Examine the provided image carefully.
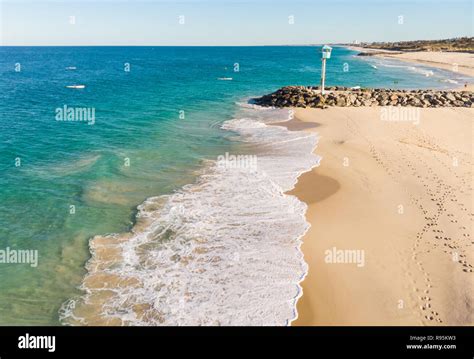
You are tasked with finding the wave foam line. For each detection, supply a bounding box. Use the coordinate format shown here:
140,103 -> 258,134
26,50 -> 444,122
59,105 -> 320,326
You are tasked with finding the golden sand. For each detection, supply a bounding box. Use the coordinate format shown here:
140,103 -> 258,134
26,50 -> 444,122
278,106 -> 473,325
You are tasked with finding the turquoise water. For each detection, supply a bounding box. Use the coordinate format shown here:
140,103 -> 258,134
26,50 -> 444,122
0,46 -> 469,325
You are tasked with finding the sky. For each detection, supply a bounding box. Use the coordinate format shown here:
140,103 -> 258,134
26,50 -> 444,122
1,0 -> 473,46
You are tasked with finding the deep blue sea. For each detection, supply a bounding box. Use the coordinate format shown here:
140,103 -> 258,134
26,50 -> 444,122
0,46 -> 470,325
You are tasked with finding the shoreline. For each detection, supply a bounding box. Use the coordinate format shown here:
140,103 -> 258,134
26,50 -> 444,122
280,106 -> 473,326
61,107 -> 320,326
347,46 -> 474,90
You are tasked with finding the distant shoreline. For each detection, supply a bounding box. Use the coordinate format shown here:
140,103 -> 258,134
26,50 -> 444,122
347,46 -> 474,89
346,37 -> 474,53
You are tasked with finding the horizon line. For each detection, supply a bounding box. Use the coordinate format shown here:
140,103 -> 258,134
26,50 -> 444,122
0,44 -> 345,47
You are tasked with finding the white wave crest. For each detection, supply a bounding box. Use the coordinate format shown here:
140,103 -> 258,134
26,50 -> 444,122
60,106 -> 320,326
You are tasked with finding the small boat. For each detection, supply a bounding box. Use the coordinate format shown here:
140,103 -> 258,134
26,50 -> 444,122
217,77 -> 233,81
66,66 -> 77,70
66,85 -> 85,89
371,65 -> 378,69
351,86 -> 361,90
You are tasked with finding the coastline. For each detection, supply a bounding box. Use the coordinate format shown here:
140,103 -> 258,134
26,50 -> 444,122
3,44 -> 472,325
62,49 -> 474,326
60,106 -> 320,326
348,46 -> 474,89
282,106 -> 473,326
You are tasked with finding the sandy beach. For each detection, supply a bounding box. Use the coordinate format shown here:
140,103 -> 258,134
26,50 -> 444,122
376,51 -> 474,78
349,46 -> 474,89
281,105 -> 473,326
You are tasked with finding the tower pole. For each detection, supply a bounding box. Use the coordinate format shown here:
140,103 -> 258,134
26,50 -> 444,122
321,57 -> 327,95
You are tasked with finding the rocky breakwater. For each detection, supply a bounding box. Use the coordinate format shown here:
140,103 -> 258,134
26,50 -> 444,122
253,86 -> 474,109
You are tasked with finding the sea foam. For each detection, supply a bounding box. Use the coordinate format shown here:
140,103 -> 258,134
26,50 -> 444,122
60,105 -> 320,326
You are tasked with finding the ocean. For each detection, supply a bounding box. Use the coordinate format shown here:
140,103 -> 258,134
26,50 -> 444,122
0,46 -> 470,325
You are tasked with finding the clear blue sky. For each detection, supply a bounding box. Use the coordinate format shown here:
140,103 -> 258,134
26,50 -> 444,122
1,0 -> 472,46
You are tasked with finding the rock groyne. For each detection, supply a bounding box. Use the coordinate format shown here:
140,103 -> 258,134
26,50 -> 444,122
253,86 -> 474,108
